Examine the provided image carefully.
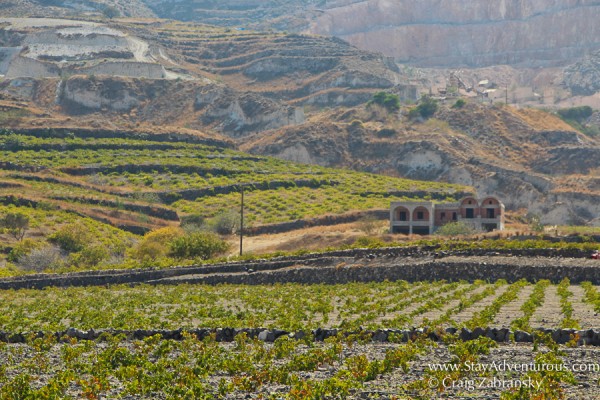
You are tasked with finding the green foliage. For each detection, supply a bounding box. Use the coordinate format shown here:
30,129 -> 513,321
557,106 -> 593,122
409,95 -> 439,120
368,91 -> 400,113
7,239 -> 40,263
556,106 -> 598,137
168,232 -> 230,260
452,98 -> 466,109
132,227 -> 183,261
435,221 -> 477,236
48,222 -> 92,253
1,212 -> 29,241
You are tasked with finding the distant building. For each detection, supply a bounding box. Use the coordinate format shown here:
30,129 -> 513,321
390,196 -> 505,235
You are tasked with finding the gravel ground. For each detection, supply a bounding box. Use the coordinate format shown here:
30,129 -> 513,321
2,340 -> 599,399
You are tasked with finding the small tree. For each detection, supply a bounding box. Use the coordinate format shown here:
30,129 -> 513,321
102,6 -> 120,19
1,212 -> 29,241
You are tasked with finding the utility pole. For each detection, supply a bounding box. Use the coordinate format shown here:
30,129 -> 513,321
505,85 -> 508,105
239,185 -> 244,256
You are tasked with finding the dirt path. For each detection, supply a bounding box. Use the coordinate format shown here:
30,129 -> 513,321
449,284 -> 509,324
530,285 -> 563,328
570,285 -> 600,329
492,284 -> 535,328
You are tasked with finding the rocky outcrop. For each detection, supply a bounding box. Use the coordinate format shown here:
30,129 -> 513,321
196,85 -> 305,137
564,50 -> 600,96
308,0 -> 600,67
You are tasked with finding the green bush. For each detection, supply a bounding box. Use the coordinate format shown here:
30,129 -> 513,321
557,106 -> 593,123
73,245 -> 110,268
435,221 -> 478,236
7,239 -> 41,263
169,232 -> 230,260
416,96 -> 438,118
368,92 -> 400,113
132,227 -> 183,261
452,98 -> 466,109
48,222 -> 93,253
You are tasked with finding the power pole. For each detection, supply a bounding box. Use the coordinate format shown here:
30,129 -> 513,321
239,185 -> 244,256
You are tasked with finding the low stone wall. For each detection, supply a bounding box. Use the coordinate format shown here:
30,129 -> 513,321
0,326 -> 597,346
167,258 -> 600,287
0,246 -> 596,290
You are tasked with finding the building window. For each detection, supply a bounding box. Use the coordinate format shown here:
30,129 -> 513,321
466,208 -> 474,218
452,212 -> 457,221
486,208 -> 495,218
399,211 -> 407,221
417,211 -> 424,220
489,200 -> 493,205
441,212 -> 446,220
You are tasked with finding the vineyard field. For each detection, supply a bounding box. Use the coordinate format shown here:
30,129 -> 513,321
1,279 -> 600,398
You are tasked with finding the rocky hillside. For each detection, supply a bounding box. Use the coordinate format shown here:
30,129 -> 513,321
0,16 -> 598,226
0,19 -> 403,138
307,0 -> 600,67
6,1 -> 600,69
242,102 -> 600,226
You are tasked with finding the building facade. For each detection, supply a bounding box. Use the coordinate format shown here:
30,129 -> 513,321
390,196 -> 505,235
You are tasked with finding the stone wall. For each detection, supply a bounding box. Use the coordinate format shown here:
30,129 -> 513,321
0,247 -> 596,290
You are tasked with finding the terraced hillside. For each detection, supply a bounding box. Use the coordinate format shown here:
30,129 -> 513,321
0,128 -> 466,274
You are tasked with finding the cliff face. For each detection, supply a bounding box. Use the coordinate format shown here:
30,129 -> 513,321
308,0 -> 600,67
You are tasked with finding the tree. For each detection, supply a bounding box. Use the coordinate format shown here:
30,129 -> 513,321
1,212 -> 29,241
103,6 -> 120,19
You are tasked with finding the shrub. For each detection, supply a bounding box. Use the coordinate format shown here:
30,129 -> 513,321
133,226 -> 184,261
435,221 -> 478,236
415,96 -> 438,119
17,245 -> 64,272
557,106 -> 593,123
376,128 -> 397,137
368,92 -> 400,113
211,210 -> 240,235
352,236 -> 387,249
73,245 -> 110,268
7,239 -> 40,263
48,222 -> 92,253
1,212 -> 29,241
168,232 -> 230,260
180,214 -> 206,232
452,98 -> 466,109
102,6 -> 120,19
